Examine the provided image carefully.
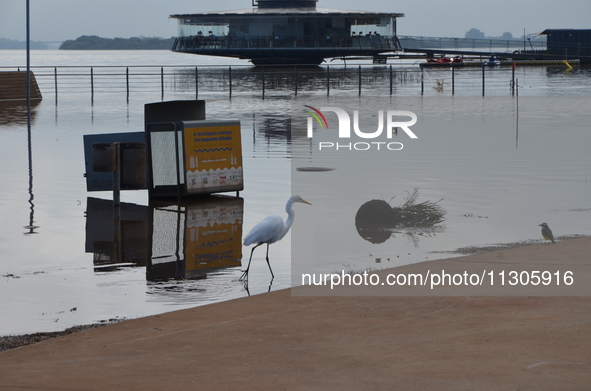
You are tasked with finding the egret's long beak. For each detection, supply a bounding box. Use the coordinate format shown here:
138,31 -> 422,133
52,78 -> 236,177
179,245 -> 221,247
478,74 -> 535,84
301,199 -> 312,206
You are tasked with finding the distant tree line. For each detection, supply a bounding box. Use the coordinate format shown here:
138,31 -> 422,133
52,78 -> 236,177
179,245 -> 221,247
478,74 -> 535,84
0,38 -> 48,49
59,35 -> 176,50
464,28 -> 544,41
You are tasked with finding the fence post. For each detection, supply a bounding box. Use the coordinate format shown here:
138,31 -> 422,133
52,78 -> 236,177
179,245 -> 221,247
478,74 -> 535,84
113,143 -> 121,206
389,65 -> 393,95
54,67 -> 58,104
90,67 -> 94,103
452,65 -> 455,95
358,65 -> 361,96
195,67 -> 199,100
511,63 -> 515,96
126,67 -> 129,102
421,68 -> 424,96
482,63 -> 485,96
229,66 -> 232,100
326,65 -> 330,96
161,67 -> 164,100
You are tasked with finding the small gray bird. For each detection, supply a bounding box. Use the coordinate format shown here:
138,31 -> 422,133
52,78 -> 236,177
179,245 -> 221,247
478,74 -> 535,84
538,222 -> 555,243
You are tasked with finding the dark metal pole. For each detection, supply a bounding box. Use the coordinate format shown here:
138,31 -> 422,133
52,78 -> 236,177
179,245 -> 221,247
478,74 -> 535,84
358,65 -> 361,96
229,66 -> 232,100
90,67 -> 94,104
172,123 -> 182,202
54,67 -> 58,104
113,143 -> 121,206
420,68 -> 424,96
452,65 -> 455,95
25,0 -> 37,235
126,67 -> 129,102
511,63 -> 515,96
389,65 -> 393,95
326,65 -> 330,96
195,67 -> 199,100
482,64 -> 485,96
161,66 -> 164,100
515,78 -> 519,147
26,0 -> 30,123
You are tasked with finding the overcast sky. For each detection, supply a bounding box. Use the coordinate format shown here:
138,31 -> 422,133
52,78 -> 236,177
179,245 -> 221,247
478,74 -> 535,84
1,0 -> 589,42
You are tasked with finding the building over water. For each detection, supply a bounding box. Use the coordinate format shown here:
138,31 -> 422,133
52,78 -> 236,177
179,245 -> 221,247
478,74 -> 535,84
170,0 -> 404,66
539,29 -> 591,61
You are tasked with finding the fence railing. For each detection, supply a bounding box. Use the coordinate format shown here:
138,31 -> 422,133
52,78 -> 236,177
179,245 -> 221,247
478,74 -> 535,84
173,35 -> 398,51
398,35 -> 547,52
0,63 -> 559,101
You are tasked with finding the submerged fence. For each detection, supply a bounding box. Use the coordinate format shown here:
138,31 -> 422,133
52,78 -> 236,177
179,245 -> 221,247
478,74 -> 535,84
0,63 -> 569,101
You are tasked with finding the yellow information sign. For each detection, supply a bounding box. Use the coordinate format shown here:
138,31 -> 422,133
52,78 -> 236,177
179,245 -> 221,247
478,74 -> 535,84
183,120 -> 243,195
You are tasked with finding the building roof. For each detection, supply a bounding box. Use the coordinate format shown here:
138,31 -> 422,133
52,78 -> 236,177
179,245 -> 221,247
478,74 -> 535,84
538,29 -> 591,35
170,7 -> 404,19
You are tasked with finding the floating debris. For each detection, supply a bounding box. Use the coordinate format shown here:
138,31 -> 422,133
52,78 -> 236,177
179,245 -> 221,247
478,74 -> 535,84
355,188 -> 446,244
296,167 -> 336,172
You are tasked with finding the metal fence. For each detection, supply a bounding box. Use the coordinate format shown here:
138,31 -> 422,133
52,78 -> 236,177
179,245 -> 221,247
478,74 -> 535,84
1,63 -> 550,101
398,35 -> 547,52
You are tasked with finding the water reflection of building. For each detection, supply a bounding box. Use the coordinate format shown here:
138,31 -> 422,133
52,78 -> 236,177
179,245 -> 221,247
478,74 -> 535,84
170,0 -> 404,65
0,100 -> 41,126
85,196 -> 243,280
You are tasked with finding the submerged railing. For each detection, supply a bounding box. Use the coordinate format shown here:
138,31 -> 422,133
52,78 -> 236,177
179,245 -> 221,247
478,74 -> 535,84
398,35 -> 547,52
0,62 -> 574,102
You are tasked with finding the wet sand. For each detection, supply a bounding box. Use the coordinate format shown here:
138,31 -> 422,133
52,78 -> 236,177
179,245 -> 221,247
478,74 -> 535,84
0,237 -> 590,390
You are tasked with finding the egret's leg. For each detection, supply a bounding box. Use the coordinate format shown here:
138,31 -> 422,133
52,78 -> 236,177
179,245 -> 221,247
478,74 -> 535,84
240,243 -> 261,280
265,243 -> 274,278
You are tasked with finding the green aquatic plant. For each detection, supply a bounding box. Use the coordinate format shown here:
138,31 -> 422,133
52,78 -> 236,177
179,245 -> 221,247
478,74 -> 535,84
391,187 -> 446,228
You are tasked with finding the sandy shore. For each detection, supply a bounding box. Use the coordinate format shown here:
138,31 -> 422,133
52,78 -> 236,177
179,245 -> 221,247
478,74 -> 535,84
0,237 -> 590,390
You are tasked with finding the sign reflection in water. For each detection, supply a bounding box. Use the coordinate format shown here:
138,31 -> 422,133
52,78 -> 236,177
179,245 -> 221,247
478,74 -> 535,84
85,196 -> 243,281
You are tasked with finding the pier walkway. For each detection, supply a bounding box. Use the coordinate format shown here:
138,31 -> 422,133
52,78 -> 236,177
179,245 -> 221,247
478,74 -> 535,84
400,47 -> 591,63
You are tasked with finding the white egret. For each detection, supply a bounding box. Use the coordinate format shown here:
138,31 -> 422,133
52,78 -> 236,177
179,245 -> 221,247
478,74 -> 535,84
539,222 -> 555,243
240,195 -> 312,279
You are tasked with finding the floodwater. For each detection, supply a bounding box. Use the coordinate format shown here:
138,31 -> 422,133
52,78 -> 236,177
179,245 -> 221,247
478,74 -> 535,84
290,95 -> 591,287
1,50 -> 590,335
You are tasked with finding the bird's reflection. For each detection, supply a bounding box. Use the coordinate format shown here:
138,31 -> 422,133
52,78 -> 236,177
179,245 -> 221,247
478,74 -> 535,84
240,276 -> 274,297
